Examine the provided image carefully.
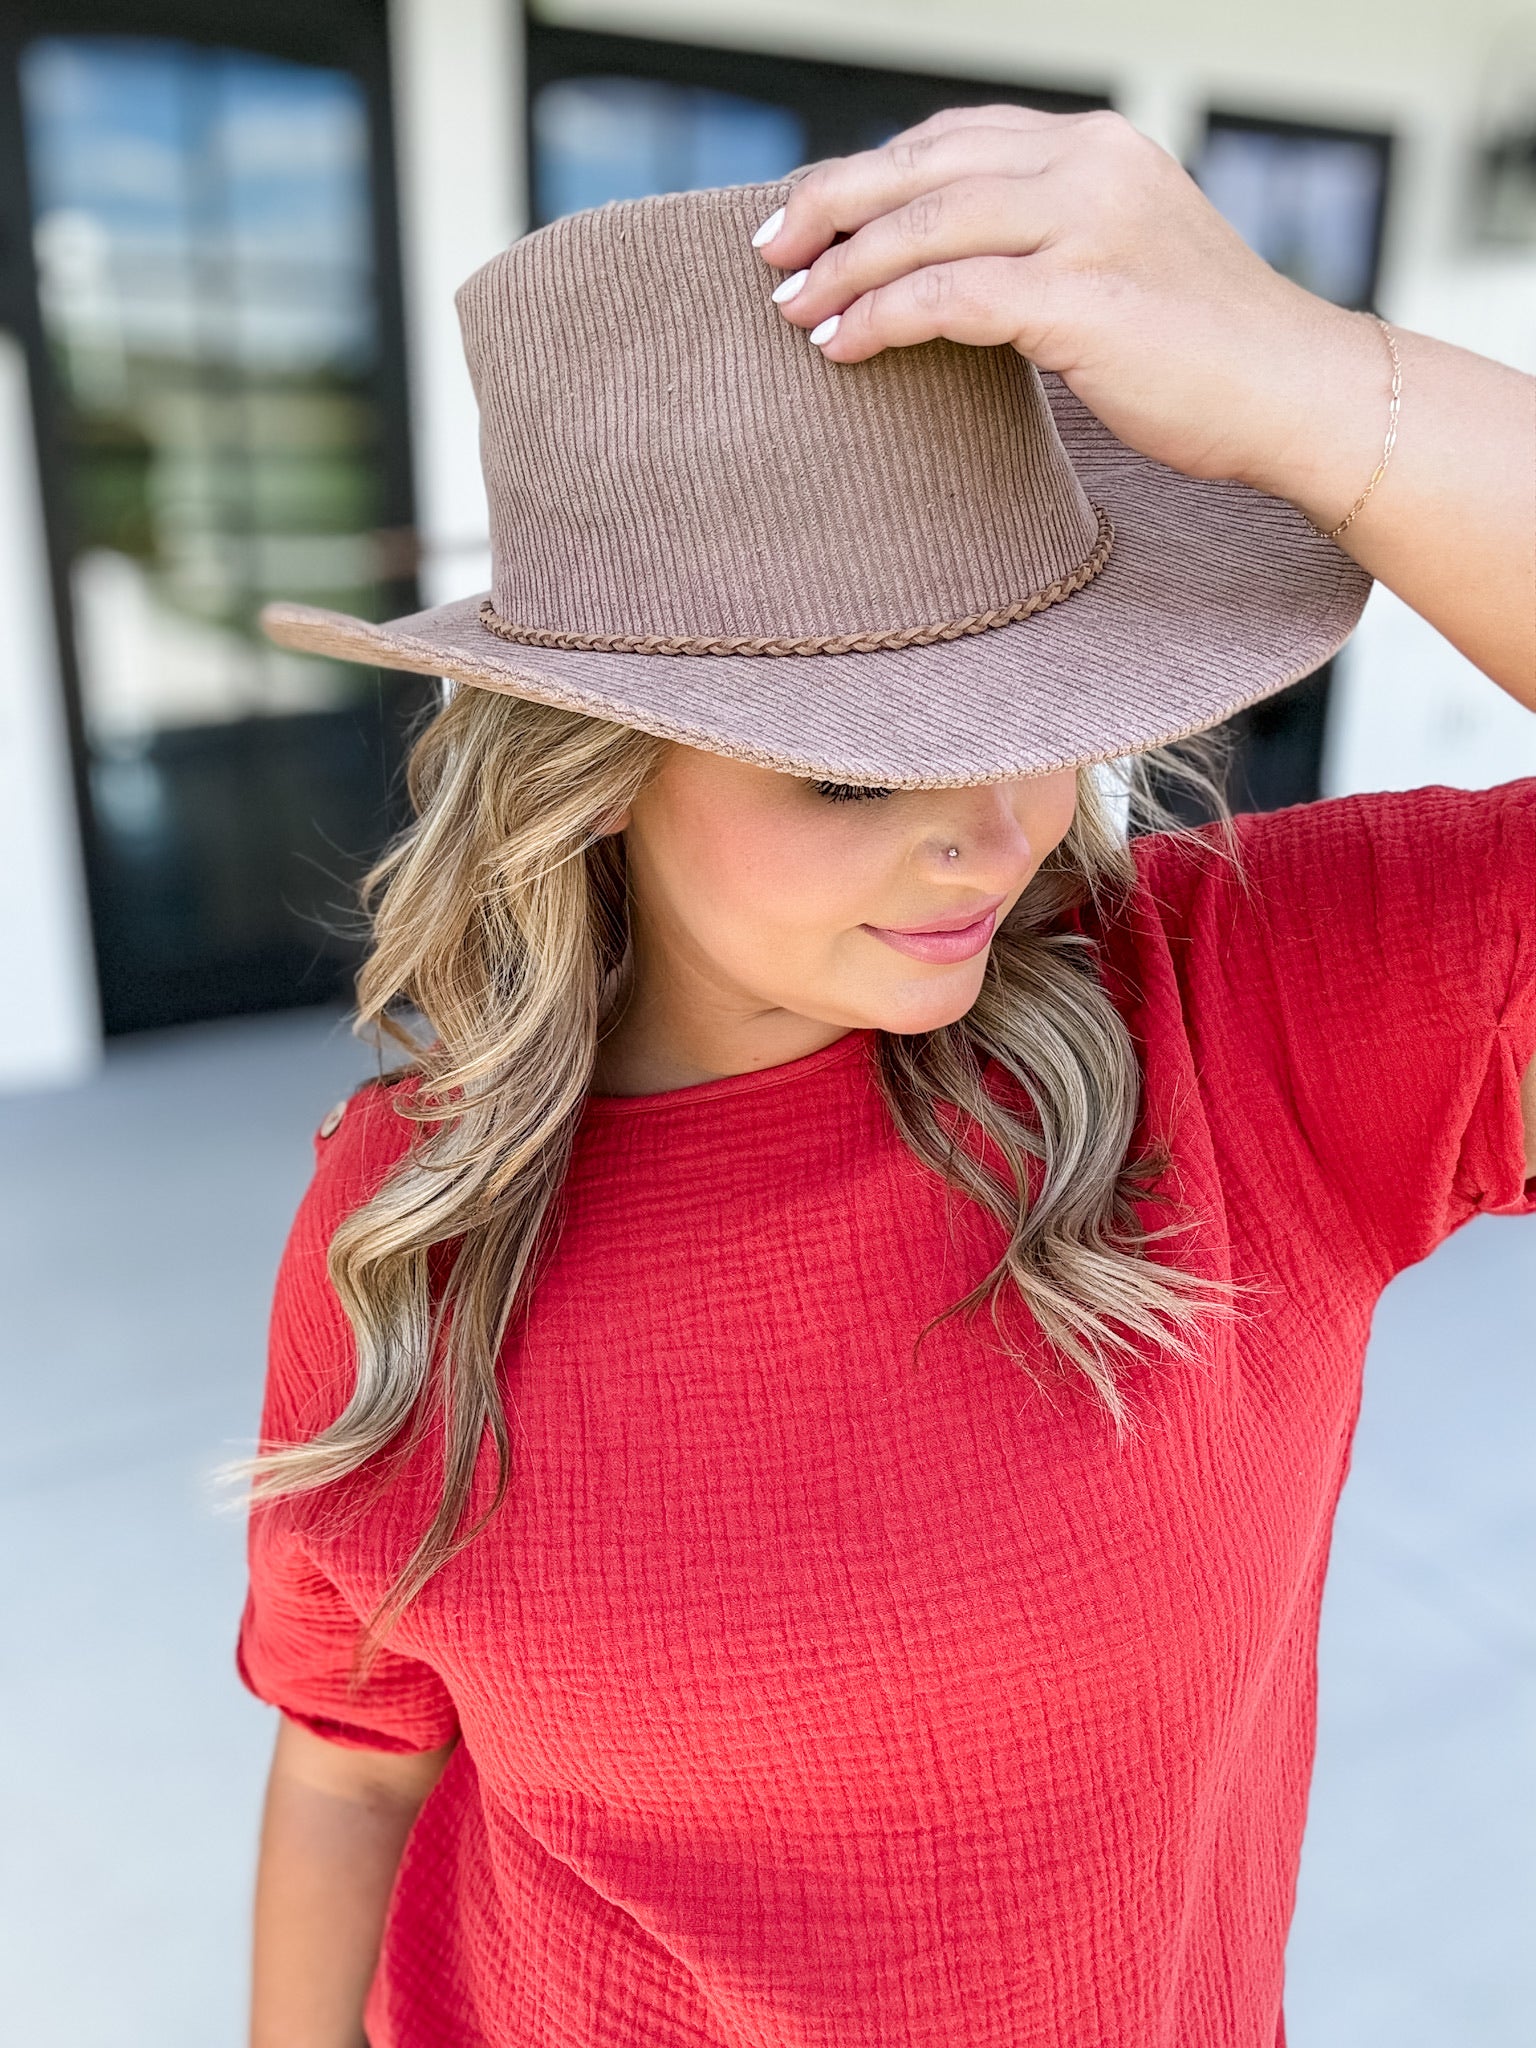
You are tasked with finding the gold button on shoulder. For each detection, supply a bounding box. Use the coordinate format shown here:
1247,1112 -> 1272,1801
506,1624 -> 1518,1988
317,1098 -> 348,1140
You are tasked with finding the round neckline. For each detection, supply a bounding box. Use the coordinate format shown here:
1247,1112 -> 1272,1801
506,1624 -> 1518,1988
582,1026 -> 876,1119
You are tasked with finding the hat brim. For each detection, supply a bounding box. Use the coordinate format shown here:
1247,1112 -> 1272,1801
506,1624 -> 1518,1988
260,377 -> 1370,789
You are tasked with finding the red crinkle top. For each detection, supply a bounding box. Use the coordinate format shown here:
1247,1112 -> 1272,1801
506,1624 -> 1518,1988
238,783 -> 1536,2048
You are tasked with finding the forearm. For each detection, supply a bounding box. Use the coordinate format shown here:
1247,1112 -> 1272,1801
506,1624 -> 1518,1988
1245,300 -> 1536,707
251,1719 -> 454,2048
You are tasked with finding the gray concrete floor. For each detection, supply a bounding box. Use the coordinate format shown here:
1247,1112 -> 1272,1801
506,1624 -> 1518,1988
1,1006 -> 1531,2046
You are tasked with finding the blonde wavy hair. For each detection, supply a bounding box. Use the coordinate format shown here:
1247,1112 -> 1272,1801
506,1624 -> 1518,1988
232,686 -> 1231,1659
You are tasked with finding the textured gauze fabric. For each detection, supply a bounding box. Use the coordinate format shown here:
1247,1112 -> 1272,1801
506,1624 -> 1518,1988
238,781 -> 1536,2048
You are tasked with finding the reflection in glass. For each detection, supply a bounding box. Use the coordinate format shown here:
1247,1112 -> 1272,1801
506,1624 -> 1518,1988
1193,124 -> 1387,310
20,34 -> 384,748
533,77 -> 806,222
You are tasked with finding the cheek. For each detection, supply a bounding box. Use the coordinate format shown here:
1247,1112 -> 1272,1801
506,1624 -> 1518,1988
1027,771 -> 1080,859
669,798 -> 874,946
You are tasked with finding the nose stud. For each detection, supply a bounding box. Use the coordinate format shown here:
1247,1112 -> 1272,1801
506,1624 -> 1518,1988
946,846 -> 959,860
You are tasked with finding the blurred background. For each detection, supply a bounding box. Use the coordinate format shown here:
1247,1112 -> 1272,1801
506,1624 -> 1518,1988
0,2 -> 1532,2042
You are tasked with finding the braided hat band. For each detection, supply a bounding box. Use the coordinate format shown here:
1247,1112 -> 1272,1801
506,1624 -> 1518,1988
477,509 -> 1114,659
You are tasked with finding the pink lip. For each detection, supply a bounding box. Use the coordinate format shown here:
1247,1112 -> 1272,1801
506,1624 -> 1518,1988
861,898 -> 1004,964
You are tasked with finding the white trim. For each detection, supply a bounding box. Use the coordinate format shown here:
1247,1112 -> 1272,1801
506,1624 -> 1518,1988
389,0 -> 527,608
0,330 -> 101,1091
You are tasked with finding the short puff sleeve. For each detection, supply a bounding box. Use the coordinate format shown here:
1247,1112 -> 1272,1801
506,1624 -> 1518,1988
236,1083 -> 461,1754
1141,778 -> 1536,1280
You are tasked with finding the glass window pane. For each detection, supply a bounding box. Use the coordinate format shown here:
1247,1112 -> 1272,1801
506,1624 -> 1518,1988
20,32 -> 385,745
1194,126 -> 1385,309
533,77 -> 806,220
213,48 -> 373,275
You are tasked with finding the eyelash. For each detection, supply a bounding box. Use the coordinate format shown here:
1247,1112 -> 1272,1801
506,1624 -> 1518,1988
812,781 -> 897,804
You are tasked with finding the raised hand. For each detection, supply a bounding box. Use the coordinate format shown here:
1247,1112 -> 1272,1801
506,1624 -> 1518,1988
752,104 -> 1380,514
751,103 -> 1536,701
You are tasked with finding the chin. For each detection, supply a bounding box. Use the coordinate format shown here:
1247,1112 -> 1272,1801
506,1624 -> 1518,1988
864,968 -> 989,1037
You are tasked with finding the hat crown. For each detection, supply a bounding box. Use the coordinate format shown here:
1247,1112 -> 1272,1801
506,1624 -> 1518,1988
455,180 -> 1104,645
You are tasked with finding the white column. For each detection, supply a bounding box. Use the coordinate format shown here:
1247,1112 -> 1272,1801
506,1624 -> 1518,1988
0,329 -> 101,1090
1113,66 -> 1203,165
388,0 -> 527,608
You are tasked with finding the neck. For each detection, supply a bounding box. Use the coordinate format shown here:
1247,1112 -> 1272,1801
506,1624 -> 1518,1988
590,950 -> 851,1100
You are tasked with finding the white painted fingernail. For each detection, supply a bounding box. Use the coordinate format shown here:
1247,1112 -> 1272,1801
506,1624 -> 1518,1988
771,268 -> 809,304
751,206 -> 785,248
809,314 -> 841,347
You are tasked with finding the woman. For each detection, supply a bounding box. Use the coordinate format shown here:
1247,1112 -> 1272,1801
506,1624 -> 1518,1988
235,107 -> 1535,2047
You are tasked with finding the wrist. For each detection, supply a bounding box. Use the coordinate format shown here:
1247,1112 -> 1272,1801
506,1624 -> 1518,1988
1233,295 -> 1395,531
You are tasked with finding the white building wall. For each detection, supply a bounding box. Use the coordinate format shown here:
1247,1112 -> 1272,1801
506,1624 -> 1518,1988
0,331 -> 100,1089
534,0 -> 1521,145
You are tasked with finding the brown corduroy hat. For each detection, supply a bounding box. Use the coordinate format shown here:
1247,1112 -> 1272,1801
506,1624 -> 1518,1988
261,177 -> 1371,788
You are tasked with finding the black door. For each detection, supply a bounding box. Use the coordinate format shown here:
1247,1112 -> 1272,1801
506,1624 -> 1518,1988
0,0 -> 429,1033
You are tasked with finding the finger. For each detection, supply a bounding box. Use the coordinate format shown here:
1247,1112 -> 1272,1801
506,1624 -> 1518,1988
754,120 -> 1064,269
762,124 -> 1055,267
771,172 -> 1059,332
811,255 -> 1040,363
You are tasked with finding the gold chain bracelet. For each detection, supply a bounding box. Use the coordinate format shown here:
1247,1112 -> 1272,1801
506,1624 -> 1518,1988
1320,313 -> 1402,542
